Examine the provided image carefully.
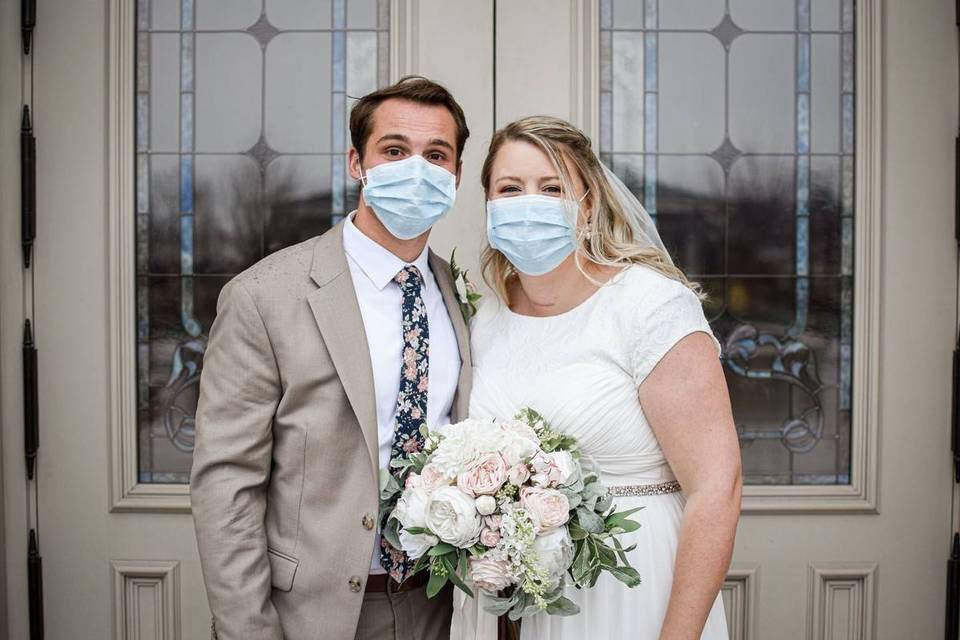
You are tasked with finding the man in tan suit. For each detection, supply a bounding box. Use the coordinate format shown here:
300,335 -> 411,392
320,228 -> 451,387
191,77 -> 472,640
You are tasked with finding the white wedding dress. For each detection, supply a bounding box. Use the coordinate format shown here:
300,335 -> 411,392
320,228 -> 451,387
451,264 -> 729,640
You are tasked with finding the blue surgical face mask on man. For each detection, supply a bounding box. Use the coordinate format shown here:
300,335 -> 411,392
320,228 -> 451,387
360,155 -> 458,240
486,191 -> 588,276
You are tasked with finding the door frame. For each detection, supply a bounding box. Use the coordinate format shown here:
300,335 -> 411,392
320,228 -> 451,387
106,0 -> 424,513
554,0 -> 882,514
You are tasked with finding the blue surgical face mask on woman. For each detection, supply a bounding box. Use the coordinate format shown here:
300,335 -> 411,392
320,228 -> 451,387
486,191 -> 589,276
360,154 -> 458,240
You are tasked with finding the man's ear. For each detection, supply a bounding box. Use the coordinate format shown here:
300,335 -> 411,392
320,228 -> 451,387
454,160 -> 463,189
348,147 -> 363,182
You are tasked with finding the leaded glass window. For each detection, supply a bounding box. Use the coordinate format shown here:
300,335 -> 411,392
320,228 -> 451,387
599,0 -> 855,485
135,0 -> 391,483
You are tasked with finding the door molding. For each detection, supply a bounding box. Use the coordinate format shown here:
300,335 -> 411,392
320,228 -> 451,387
572,0 -> 883,514
806,562 -> 877,640
106,0 -> 417,512
111,559 -> 182,640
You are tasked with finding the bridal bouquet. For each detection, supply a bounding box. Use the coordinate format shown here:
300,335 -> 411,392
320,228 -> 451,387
379,408 -> 642,620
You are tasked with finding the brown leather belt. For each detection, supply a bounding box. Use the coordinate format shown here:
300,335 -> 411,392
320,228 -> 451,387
365,571 -> 430,593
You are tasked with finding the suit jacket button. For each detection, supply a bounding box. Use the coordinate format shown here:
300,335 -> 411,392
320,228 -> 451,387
349,576 -> 363,593
362,514 -> 375,530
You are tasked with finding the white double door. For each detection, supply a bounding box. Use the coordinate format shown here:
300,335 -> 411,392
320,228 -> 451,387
1,1 -> 957,638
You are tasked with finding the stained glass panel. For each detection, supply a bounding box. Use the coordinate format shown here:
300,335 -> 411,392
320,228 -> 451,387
599,0 -> 855,485
135,0 -> 391,483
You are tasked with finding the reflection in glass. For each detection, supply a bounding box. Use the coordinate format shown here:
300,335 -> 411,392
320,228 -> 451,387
600,0 -> 855,485
135,0 -> 391,483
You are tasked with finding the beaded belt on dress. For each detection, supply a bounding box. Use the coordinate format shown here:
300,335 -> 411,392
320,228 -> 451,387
607,480 -> 682,497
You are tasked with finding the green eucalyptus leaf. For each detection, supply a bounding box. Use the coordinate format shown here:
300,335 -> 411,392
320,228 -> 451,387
606,564 -> 642,588
605,506 -> 645,529
568,520 -> 588,541
381,519 -> 402,550
444,561 -> 474,597
428,543 -> 456,557
563,492 -> 583,510
426,572 -> 449,598
577,506 -> 605,534
609,519 -> 641,534
546,595 -> 581,616
483,595 -> 517,617
594,494 -> 613,514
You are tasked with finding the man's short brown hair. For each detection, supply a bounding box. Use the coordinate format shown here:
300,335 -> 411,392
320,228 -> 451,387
349,75 -> 470,162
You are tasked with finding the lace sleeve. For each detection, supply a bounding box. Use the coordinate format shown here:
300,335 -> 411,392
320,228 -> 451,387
630,283 -> 721,386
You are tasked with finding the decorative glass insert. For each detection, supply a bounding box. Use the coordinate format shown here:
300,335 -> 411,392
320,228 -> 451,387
599,0 -> 855,485
135,0 -> 391,483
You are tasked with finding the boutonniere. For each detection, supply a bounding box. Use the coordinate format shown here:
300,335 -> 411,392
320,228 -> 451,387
450,249 -> 481,323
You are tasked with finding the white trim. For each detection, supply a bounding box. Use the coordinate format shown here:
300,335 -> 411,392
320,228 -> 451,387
723,564 -> 760,640
111,560 -> 181,640
806,562 -> 878,639
569,0 -> 599,140
107,0 -> 421,512
573,0 -> 883,514
390,0 -> 419,80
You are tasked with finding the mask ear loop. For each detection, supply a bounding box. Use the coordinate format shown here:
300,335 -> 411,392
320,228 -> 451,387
355,154 -> 369,188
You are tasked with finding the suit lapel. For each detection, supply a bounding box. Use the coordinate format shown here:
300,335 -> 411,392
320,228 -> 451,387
306,222 -> 379,480
429,250 -> 472,423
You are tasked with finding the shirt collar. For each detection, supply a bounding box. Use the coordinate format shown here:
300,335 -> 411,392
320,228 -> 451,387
342,211 -> 432,291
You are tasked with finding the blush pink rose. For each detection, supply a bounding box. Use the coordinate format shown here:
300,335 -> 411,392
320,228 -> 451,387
507,463 -> 531,486
420,463 -> 451,491
520,486 -> 570,532
456,452 -> 508,496
530,452 -> 562,487
484,515 -> 502,531
469,556 -> 512,592
479,528 -> 501,548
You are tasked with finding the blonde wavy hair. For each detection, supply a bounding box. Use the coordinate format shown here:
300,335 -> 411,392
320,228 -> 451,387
480,115 -> 705,304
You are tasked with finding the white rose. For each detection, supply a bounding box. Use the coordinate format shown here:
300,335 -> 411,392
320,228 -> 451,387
499,423 -> 541,466
398,528 -> 439,559
475,495 -> 497,516
393,487 -> 437,559
425,486 -> 483,547
520,486 -> 570,532
454,272 -> 468,300
469,556 -> 513,592
547,451 -> 581,487
393,487 -> 430,529
532,527 -> 575,589
430,419 -> 501,476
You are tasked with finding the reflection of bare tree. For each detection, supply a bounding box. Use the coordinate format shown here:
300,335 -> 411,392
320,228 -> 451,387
149,164 -> 333,453
667,167 -> 845,461
145,162 -> 847,472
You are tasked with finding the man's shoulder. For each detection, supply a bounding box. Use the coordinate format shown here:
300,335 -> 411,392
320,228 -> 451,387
230,235 -> 319,293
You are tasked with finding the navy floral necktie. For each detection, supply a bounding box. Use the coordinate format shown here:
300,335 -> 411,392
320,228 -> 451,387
380,265 -> 429,581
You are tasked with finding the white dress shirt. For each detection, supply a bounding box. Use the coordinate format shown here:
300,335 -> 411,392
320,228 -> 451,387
342,212 -> 461,575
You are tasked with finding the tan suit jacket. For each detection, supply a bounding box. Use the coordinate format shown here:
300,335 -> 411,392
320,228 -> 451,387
190,221 -> 472,640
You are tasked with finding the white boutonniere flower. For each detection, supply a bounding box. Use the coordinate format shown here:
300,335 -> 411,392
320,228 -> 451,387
450,249 -> 481,323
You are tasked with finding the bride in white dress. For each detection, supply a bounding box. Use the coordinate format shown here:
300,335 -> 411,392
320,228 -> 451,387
451,116 -> 741,640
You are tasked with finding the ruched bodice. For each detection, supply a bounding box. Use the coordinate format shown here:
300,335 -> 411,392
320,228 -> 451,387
452,264 -> 728,640
468,265 -> 720,486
